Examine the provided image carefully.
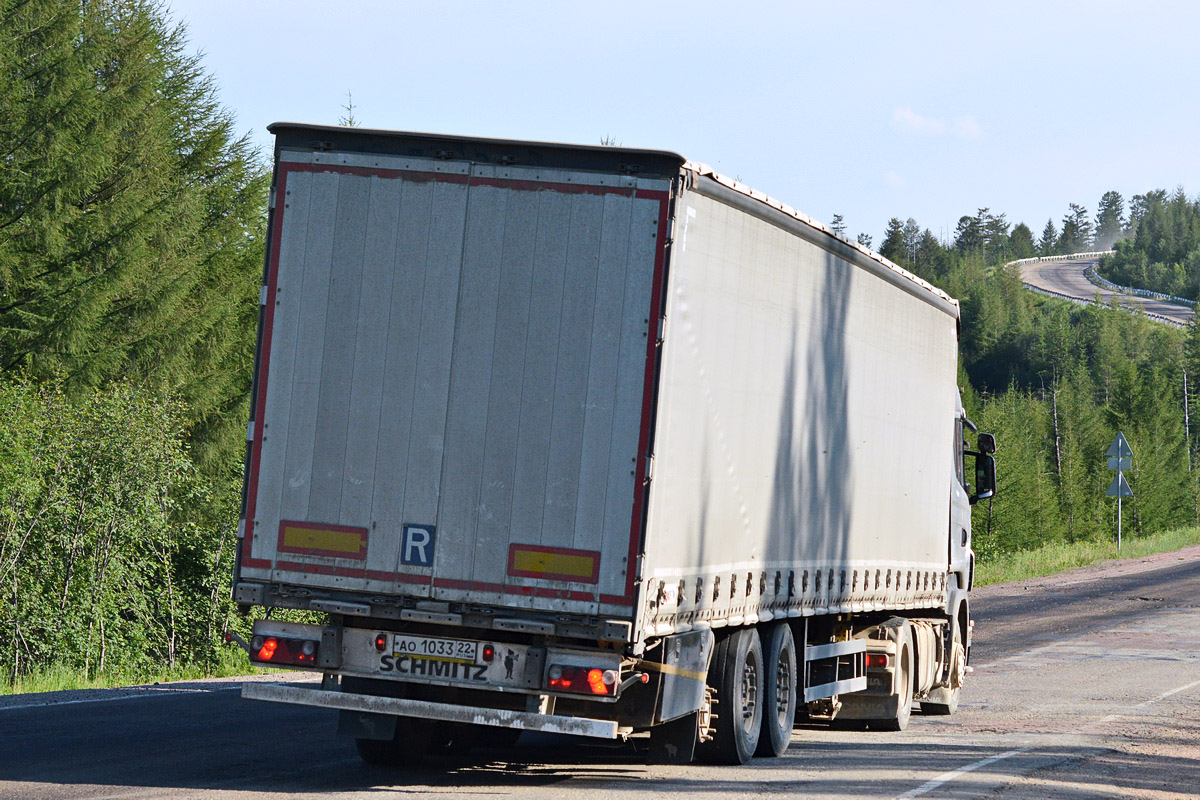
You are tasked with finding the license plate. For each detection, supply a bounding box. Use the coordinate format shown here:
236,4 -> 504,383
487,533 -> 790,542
390,634 -> 480,664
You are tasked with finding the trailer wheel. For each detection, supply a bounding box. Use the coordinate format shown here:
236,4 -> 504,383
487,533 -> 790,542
920,621 -> 964,716
697,627 -> 763,764
875,622 -> 914,732
756,622 -> 797,757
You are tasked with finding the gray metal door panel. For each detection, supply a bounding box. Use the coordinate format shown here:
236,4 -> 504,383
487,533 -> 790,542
573,194 -> 634,555
378,179 -> 469,591
245,168 -> 313,567
540,191 -> 605,548
308,172 -> 371,525
338,175 -> 401,539
507,192 -> 572,568
474,188 -> 540,580
276,169 -> 338,538
435,181 -> 510,587
430,181 -> 665,610
600,195 -> 662,593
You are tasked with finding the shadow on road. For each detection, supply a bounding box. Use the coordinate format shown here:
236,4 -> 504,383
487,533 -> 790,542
4,685 -> 1199,798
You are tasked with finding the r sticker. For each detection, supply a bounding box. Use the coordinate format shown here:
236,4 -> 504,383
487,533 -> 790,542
401,524 -> 435,567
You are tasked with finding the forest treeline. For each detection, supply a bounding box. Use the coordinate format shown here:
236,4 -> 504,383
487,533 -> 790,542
1,0 -> 263,682
1097,189 -> 1200,299
2,0 -> 1197,685
877,203 -> 1200,562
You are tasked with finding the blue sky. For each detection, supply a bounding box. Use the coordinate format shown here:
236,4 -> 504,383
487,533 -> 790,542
167,0 -> 1200,246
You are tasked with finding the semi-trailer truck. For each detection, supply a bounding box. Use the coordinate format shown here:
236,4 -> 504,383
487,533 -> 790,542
230,123 -> 997,766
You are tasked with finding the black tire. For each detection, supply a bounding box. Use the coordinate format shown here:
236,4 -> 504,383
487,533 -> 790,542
874,622 -> 913,732
756,622 -> 797,757
921,621 -> 964,716
697,627 -> 764,765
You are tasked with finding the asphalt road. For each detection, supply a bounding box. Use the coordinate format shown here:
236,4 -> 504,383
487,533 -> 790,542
1019,256 -> 1196,326
4,548 -> 1199,799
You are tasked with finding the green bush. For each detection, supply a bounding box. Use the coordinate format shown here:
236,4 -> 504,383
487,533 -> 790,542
0,379 -> 238,684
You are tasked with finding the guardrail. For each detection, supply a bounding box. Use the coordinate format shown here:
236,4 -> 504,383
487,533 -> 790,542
1083,265 -> 1193,305
1007,250 -> 1114,267
1010,251 -> 1191,328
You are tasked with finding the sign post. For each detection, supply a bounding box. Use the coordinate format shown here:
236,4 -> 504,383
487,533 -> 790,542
1105,432 -> 1134,551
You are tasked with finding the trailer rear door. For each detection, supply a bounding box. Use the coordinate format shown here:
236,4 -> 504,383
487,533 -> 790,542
240,144 -> 672,617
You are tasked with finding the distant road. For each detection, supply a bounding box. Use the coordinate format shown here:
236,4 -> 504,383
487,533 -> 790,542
1019,255 -> 1196,326
4,550 -> 1200,799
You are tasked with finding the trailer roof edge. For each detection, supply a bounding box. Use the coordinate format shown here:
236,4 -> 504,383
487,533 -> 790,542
683,162 -> 960,318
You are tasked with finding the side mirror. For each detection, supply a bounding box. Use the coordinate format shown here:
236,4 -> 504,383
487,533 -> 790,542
977,433 -> 996,454
970,454 -> 996,505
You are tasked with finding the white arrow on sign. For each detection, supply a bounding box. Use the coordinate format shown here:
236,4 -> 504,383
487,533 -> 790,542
1106,432 -> 1133,459
1106,472 -> 1133,497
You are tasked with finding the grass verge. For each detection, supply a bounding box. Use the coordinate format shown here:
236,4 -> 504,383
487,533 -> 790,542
2,647 -> 278,696
975,525 -> 1200,586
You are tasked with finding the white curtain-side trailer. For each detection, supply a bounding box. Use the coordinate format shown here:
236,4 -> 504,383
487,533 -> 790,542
230,124 -> 997,766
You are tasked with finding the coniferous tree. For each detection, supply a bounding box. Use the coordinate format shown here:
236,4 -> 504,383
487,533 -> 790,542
1095,190 -> 1125,250
901,218 -> 922,263
0,0 -> 268,469
914,229 -> 949,279
879,218 -> 906,265
954,213 -> 984,254
1058,203 -> 1093,254
1009,222 -> 1036,259
1039,219 -> 1059,256
830,213 -> 846,237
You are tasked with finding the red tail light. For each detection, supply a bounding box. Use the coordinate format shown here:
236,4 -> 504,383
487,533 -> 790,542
865,652 -> 889,669
548,665 -> 618,695
258,637 -> 278,660
250,635 -> 318,666
586,669 -> 607,695
374,633 -> 388,652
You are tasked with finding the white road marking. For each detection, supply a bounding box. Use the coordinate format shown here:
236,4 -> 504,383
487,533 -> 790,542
894,677 -> 1200,798
893,748 -> 1033,799
1130,677 -> 1200,709
0,684 -> 241,712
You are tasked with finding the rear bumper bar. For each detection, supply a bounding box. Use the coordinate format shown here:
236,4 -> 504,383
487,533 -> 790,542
242,682 -> 621,739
